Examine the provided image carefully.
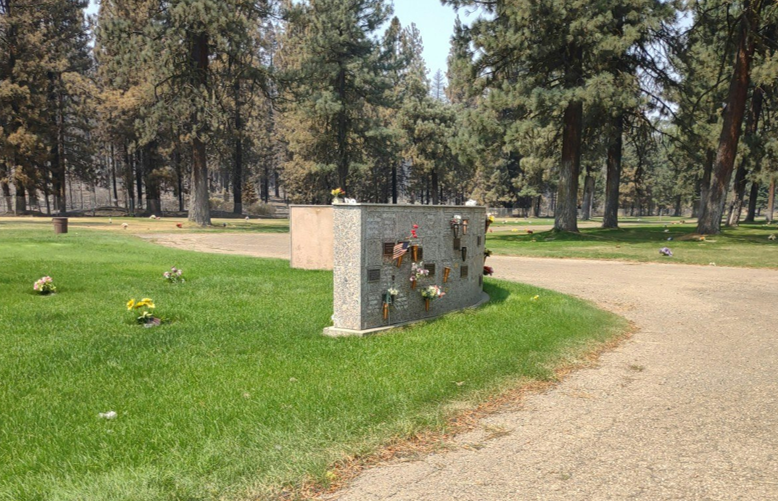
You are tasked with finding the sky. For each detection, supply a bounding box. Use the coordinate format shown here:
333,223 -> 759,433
86,0 -> 461,78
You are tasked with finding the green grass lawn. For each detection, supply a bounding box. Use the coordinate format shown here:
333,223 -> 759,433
487,222 -> 778,268
0,216 -> 290,234
0,229 -> 624,501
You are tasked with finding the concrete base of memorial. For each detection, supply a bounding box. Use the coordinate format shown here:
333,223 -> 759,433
323,291 -> 490,337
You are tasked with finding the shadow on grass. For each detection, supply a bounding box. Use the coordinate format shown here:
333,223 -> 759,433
483,281 -> 511,305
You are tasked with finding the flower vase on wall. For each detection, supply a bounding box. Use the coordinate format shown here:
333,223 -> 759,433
411,279 -> 417,290
411,245 -> 419,262
396,254 -> 404,268
443,267 -> 451,283
462,219 -> 468,235
425,298 -> 430,311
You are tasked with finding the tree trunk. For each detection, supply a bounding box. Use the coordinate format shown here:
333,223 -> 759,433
173,148 -> 184,212
727,87 -> 763,226
110,143 -> 119,205
674,194 -> 682,217
581,168 -> 594,221
555,100 -> 582,232
697,3 -> 758,234
1,162 -> 12,213
14,179 -> 25,214
188,32 -> 211,226
336,67 -> 348,192
431,169 -> 439,205
135,149 -> 143,211
392,163 -> 398,204
602,114 -> 623,228
766,178 -> 775,223
232,78 -> 243,214
143,143 -> 161,216
698,149 -> 714,222
744,181 -> 759,222
124,143 -> 135,215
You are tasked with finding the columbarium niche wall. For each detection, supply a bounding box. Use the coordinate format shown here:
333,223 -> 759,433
325,204 -> 488,336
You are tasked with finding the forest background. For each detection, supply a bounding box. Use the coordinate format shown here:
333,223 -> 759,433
2,0 -> 777,234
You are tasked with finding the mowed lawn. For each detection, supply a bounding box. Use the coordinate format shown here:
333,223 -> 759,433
0,228 -> 624,501
0,216 -> 290,234
486,221 -> 778,268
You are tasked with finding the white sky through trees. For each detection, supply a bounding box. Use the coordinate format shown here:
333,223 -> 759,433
86,0 -> 459,81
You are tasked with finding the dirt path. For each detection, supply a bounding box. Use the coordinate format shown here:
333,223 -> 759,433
143,233 -> 778,499
138,232 -> 290,260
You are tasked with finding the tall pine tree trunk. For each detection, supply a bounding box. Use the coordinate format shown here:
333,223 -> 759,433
110,143 -> 119,205
336,68 -> 349,193
135,149 -> 143,211
13,178 -> 25,214
555,100 -> 582,232
674,194 -> 682,217
392,163 -> 398,204
697,2 -> 758,234
744,181 -> 759,222
143,143 -> 161,216
431,169 -> 439,205
232,78 -> 243,214
581,168 -> 594,221
602,114 -> 623,228
727,86 -> 762,226
173,148 -> 184,212
555,41 -> 583,232
124,143 -> 135,215
1,162 -> 11,213
188,32 -> 211,226
698,149 -> 714,222
766,178 -> 775,223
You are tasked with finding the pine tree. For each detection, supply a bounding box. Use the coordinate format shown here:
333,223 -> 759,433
445,0 -> 674,231
280,0 -> 392,200
696,0 -> 772,234
430,69 -> 446,102
1,0 -> 92,215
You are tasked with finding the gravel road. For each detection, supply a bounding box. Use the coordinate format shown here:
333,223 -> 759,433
142,233 -> 778,500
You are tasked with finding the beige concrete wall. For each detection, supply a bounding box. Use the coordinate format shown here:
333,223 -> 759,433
290,205 -> 334,270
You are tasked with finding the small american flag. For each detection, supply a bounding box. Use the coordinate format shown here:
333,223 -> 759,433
392,241 -> 410,260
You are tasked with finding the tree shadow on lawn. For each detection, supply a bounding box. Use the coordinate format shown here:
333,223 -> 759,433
489,224 -> 777,246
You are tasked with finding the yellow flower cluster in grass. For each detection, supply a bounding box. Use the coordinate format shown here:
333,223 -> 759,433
127,298 -> 155,311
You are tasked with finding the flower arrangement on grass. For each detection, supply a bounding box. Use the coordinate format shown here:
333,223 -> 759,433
163,266 -> 185,283
659,247 -> 673,257
484,248 -> 492,259
33,276 -> 56,295
769,234 -> 776,241
483,265 -> 494,276
127,298 -> 160,326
